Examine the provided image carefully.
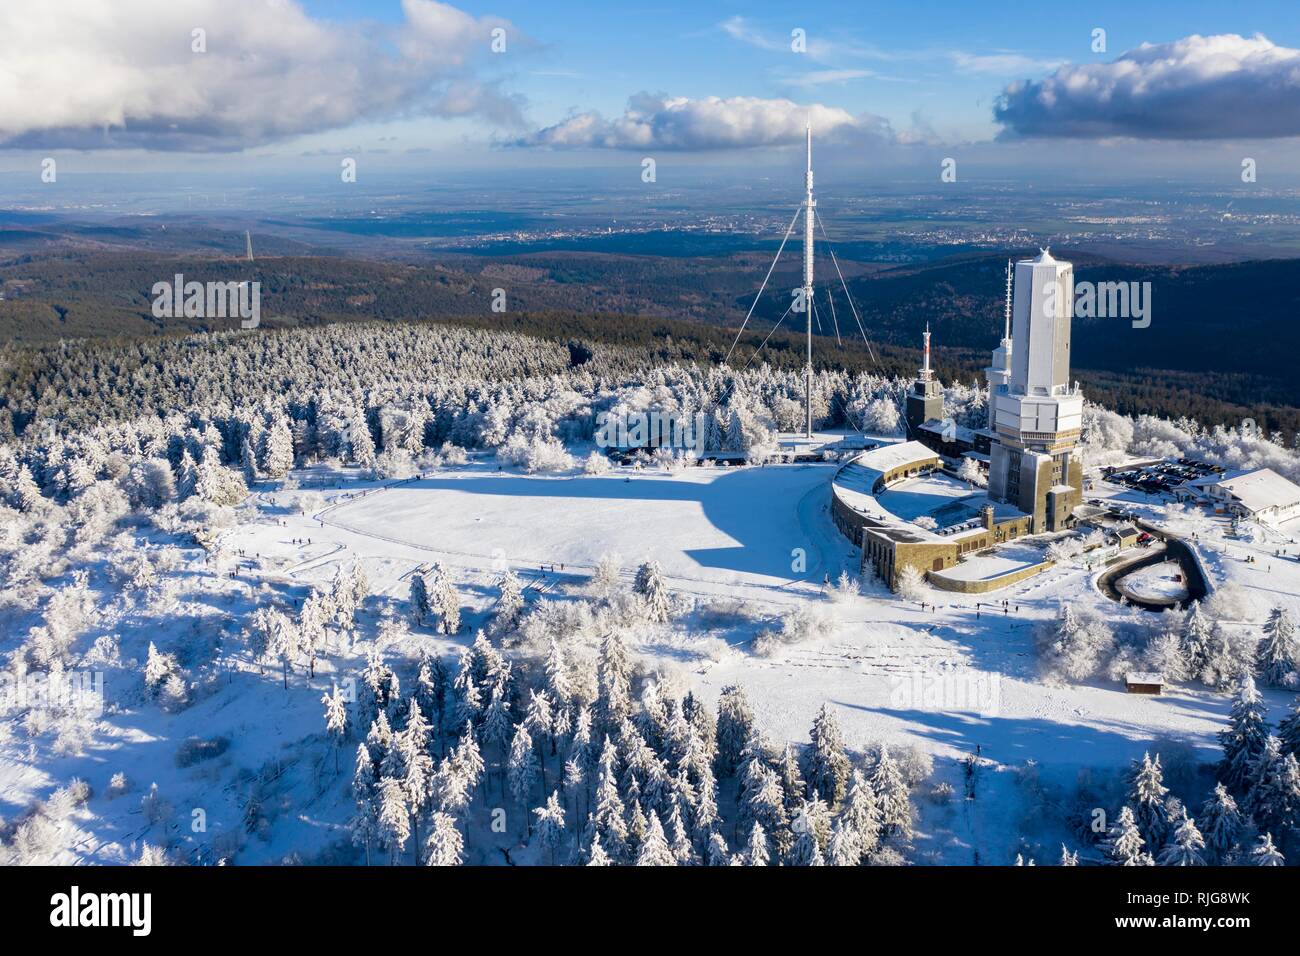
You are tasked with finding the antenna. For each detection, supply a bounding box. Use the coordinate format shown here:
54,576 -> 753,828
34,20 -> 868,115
1003,259 -> 1013,341
802,124 -> 815,438
246,230 -> 254,263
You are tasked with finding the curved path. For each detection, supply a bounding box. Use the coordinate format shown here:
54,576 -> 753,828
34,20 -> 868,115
1095,517 -> 1209,611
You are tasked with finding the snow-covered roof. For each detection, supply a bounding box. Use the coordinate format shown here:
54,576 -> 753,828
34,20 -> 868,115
856,440 -> 939,477
1126,672 -> 1163,685
918,419 -> 977,444
1190,468 -> 1300,514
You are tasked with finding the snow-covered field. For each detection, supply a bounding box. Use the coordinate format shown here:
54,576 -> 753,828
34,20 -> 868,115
6,453 -> 1299,866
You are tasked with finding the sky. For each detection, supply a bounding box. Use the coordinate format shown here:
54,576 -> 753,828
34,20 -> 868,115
3,0 -> 1300,184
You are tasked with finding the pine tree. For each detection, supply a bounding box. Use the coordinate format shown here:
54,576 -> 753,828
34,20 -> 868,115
587,834 -> 612,866
1183,601 -> 1214,679
1218,674 -> 1270,794
493,570 -> 525,634
409,571 -> 433,628
424,812 -> 463,866
1251,832 -> 1285,866
1257,607 -> 1298,687
428,563 -> 461,634
806,703 -> 852,806
321,684 -> 349,773
350,743 -> 379,866
705,831 -> 730,867
744,821 -> 770,866
633,560 -> 672,623
596,632 -> 631,736
507,724 -> 541,827
1129,751 -> 1170,850
1158,807 -> 1206,866
827,817 -> 862,866
543,638 -> 572,708
592,736 -> 628,860
1279,696 -> 1300,760
1059,845 -> 1079,866
532,791 -> 567,864
1247,737 -> 1300,837
376,776 -> 411,864
1104,806 -> 1151,866
870,745 -> 913,842
635,811 -> 677,866
840,768 -> 882,857
1199,783 -> 1244,864
787,806 -> 825,866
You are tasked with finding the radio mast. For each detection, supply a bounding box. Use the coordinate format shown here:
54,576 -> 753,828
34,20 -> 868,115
245,230 -> 254,262
802,124 -> 815,438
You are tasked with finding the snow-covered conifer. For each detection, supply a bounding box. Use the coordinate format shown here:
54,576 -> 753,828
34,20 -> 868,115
806,703 -> 851,806
1218,673 -> 1270,794
1158,807 -> 1206,866
635,811 -> 676,866
424,812 -> 463,866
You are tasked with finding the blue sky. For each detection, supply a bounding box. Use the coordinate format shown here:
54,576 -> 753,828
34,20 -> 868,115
297,0 -> 1300,141
4,1 -> 1300,180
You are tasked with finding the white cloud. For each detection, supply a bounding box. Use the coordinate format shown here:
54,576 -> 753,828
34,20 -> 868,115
995,33 -> 1300,139
0,0 -> 525,151
511,94 -> 886,151
950,52 -> 1065,75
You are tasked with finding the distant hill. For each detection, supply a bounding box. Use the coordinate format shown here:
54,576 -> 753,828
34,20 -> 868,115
1,246 -> 1298,441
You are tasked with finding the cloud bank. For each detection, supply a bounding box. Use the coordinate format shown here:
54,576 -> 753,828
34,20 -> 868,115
995,34 -> 1300,140
0,0 -> 524,151
512,93 -> 888,151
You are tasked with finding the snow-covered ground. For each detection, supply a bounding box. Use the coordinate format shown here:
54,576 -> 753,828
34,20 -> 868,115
1117,561 -> 1190,603
6,455 -> 1299,866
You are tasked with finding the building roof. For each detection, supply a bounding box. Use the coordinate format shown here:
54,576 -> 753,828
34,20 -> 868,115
1189,468 -> 1300,514
1126,672 -> 1164,685
856,440 -> 939,476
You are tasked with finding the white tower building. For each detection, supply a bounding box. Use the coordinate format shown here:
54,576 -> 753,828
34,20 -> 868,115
987,249 -> 1084,532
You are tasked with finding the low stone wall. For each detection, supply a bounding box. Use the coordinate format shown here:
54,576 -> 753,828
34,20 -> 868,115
928,558 -> 1054,594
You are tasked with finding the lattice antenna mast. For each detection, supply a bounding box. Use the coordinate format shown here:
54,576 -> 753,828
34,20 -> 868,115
802,124 -> 815,438
246,230 -> 254,262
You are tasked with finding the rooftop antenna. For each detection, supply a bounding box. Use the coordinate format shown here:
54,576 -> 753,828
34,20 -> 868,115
245,230 -> 254,263
802,122 -> 815,438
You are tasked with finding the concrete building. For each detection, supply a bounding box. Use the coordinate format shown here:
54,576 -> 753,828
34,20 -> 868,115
1179,468 -> 1300,527
987,249 -> 1085,533
830,442 -> 1031,591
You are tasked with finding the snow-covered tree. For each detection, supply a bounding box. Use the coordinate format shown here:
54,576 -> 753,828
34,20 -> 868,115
633,560 -> 672,623
1129,752 -> 1170,850
322,684 -> 350,772
1251,832 -> 1286,866
1158,808 -> 1206,866
1199,783 -> 1244,864
1257,607 -> 1298,688
532,791 -> 567,864
895,564 -> 927,601
1104,806 -> 1151,866
508,724 -> 541,824
1218,674 -> 1269,794
424,812 -> 463,866
636,811 -> 677,866
806,703 -> 851,806
870,745 -> 913,842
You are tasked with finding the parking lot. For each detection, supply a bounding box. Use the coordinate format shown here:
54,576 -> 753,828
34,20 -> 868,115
1101,457 -> 1223,498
